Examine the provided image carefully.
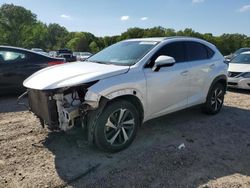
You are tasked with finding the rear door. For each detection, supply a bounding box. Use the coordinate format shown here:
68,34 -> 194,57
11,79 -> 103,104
185,41 -> 215,106
23,53 -> 50,77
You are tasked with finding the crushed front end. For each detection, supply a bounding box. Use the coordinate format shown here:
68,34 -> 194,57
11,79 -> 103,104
27,81 -> 99,132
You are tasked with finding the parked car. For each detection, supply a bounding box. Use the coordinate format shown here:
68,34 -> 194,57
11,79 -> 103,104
0,46 -> 65,95
74,52 -> 93,61
49,51 -> 57,58
228,51 -> 250,90
23,37 -> 228,152
31,48 -> 44,53
57,49 -> 77,62
225,48 -> 250,62
31,48 -> 50,57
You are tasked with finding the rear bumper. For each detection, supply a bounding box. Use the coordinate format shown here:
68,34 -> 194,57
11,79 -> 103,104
228,77 -> 250,90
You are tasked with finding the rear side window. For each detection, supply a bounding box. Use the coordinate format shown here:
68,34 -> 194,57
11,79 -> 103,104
207,47 -> 215,58
186,41 -> 214,61
0,50 -> 26,63
155,42 -> 186,63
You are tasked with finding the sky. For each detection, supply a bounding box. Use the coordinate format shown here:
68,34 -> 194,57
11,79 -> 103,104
0,0 -> 250,37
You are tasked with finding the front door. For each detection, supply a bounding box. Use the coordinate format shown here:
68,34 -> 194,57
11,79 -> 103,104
0,50 -> 28,93
143,42 -> 190,120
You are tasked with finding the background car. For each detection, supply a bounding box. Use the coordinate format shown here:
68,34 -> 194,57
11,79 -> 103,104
74,52 -> 92,61
225,47 -> 250,62
31,48 -> 44,53
57,49 -> 77,62
228,51 -> 250,90
31,48 -> 50,57
0,46 -> 65,95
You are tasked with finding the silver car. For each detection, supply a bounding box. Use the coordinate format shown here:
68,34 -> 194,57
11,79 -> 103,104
228,51 -> 250,90
23,37 -> 228,152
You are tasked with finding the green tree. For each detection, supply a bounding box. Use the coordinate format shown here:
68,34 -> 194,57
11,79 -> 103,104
21,22 -> 49,49
119,27 -> 145,40
0,3 -> 36,46
144,26 -> 165,37
66,32 -> 90,51
89,41 -> 99,53
47,23 -> 68,50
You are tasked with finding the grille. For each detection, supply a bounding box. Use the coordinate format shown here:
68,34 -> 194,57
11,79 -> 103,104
228,72 -> 242,78
228,82 -> 238,86
28,89 -> 59,127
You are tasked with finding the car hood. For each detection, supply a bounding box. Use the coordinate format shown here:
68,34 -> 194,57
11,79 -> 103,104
23,61 -> 129,90
228,63 -> 250,72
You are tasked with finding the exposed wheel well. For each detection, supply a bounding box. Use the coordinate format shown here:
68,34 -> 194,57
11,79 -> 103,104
107,95 -> 144,125
217,79 -> 227,90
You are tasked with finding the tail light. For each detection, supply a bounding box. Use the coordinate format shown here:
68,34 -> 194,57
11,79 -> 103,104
48,61 -> 64,66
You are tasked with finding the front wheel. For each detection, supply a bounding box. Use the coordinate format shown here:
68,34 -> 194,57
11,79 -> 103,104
202,82 -> 226,115
94,100 -> 139,152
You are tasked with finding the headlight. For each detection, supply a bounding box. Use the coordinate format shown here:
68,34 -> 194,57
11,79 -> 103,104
241,72 -> 250,78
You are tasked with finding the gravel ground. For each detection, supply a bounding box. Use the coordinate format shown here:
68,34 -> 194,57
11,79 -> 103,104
0,89 -> 250,188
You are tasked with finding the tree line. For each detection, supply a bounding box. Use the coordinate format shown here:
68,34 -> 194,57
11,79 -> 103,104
0,4 -> 250,55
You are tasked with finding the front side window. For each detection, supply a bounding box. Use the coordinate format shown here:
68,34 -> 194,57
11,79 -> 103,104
230,53 -> 250,64
154,42 -> 186,63
88,41 -> 157,66
186,41 -> 214,61
0,51 -> 26,63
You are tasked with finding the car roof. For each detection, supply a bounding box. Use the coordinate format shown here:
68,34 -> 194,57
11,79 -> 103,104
240,47 -> 250,50
242,51 -> 250,54
124,36 -> 207,42
0,45 -> 42,54
0,45 -> 58,58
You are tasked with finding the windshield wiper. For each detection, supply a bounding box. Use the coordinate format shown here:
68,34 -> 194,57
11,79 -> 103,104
87,60 -> 112,65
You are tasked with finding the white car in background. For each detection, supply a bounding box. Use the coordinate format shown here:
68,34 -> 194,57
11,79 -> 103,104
74,52 -> 93,61
31,48 -> 44,53
31,48 -> 50,56
228,51 -> 250,90
23,37 -> 228,152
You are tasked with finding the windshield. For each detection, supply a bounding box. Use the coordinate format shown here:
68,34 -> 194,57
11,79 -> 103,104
231,53 -> 250,64
88,41 -> 158,66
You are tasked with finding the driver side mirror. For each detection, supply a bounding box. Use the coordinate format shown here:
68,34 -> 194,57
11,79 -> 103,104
152,55 -> 176,72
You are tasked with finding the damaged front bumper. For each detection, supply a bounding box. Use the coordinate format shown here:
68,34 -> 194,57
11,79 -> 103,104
24,81 -> 102,132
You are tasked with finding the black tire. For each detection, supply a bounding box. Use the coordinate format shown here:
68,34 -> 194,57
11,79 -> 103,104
202,82 -> 226,115
94,100 -> 139,152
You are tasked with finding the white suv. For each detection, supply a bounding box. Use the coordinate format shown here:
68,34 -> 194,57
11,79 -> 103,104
23,37 -> 228,152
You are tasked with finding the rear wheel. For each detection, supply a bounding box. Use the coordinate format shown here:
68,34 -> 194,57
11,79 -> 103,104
202,82 -> 225,114
94,100 -> 139,152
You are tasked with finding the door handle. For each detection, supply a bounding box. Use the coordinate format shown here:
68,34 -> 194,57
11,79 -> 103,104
181,70 -> 189,76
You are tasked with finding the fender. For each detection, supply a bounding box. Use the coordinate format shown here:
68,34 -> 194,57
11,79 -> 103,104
84,89 -> 145,144
84,88 -> 145,109
206,74 -> 228,99
105,89 -> 144,102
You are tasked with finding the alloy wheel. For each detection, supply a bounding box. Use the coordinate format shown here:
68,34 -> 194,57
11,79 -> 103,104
211,88 -> 223,111
105,108 -> 135,146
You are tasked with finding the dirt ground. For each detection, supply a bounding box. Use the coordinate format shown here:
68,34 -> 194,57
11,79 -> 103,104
0,89 -> 250,188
